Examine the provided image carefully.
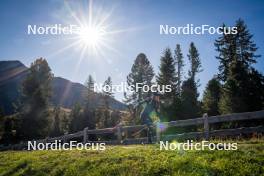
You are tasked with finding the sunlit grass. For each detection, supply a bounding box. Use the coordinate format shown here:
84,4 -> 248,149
0,140 -> 263,176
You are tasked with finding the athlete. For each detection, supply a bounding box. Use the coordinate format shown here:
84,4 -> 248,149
134,92 -> 161,143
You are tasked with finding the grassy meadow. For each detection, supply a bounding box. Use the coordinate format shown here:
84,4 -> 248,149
0,139 -> 263,176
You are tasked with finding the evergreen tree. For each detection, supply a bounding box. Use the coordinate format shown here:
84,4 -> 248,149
83,107 -> 96,140
218,80 -> 237,114
181,78 -> 200,119
69,101 -> 96,133
103,76 -> 113,97
125,53 -> 154,123
181,42 -> 202,119
50,106 -> 62,137
156,48 -> 178,121
61,112 -> 69,134
0,117 -> 15,144
214,24 -> 236,82
219,67 -> 264,114
157,48 -> 177,101
82,108 -> 96,130
235,19 -> 260,70
85,75 -> 95,109
219,63 -> 247,113
215,19 -> 264,113
102,76 -> 114,109
202,77 -> 221,116
174,44 -> 184,96
245,68 -> 264,111
187,42 -> 202,82
18,58 -> 53,140
83,75 -> 96,135
125,53 -> 154,104
69,103 -> 82,133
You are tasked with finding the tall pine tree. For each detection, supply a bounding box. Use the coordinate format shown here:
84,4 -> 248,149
101,76 -> 114,128
157,48 -> 178,121
181,79 -> 200,119
202,77 -> 221,116
50,106 -> 62,137
187,42 -> 202,82
18,58 -> 53,140
102,76 -> 114,109
157,48 -> 177,101
83,75 -> 96,133
69,103 -> 82,133
125,53 -> 154,124
174,44 -> 184,96
181,42 -> 202,119
85,75 -> 95,109
215,19 -> 264,113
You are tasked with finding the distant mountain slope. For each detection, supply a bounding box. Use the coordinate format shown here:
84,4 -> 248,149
0,60 -> 126,115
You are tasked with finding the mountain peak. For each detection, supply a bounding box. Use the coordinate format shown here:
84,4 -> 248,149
0,60 -> 28,83
0,60 -> 126,115
0,60 -> 26,72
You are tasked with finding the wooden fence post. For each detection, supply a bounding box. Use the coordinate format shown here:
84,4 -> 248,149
156,122 -> 160,143
62,135 -> 66,143
83,127 -> 88,143
117,125 -> 122,144
203,113 -> 209,140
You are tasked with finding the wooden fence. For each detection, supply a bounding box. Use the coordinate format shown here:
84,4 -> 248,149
1,110 -> 264,150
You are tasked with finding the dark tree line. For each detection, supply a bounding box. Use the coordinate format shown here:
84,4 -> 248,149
202,19 -> 264,117
126,19 -> 264,123
125,42 -> 203,122
0,59 -> 121,144
69,75 -> 120,134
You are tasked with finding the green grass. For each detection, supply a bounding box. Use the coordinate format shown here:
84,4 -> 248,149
0,139 -> 263,176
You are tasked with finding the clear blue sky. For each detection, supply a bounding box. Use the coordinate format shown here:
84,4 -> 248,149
0,0 -> 263,101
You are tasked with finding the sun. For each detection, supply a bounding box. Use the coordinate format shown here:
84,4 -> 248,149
78,26 -> 105,47
48,0 -> 129,58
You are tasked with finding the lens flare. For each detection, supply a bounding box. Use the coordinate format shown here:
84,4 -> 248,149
158,122 -> 168,132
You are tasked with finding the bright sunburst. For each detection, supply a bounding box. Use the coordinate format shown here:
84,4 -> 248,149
77,25 -> 105,48
48,0 -> 115,57
47,0 -> 139,59
48,0 -> 139,62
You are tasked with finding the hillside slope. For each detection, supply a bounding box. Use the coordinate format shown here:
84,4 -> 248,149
0,60 -> 126,115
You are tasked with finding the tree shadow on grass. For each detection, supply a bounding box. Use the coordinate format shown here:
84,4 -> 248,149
2,160 -> 28,176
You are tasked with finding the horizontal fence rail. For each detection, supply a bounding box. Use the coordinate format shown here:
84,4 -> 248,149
164,110 -> 264,127
1,110 -> 264,150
